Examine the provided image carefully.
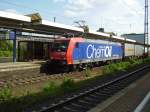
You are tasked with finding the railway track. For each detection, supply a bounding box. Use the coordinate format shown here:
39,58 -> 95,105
0,72 -> 74,88
36,64 -> 150,112
0,60 -> 104,88
0,66 -> 101,88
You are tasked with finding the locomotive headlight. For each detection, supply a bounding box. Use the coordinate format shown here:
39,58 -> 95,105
62,61 -> 66,64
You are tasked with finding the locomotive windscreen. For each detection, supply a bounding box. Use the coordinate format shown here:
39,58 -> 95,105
51,41 -> 69,52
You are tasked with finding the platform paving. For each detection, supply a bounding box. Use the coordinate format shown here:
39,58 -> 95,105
89,71 -> 150,112
0,61 -> 45,72
141,97 -> 150,112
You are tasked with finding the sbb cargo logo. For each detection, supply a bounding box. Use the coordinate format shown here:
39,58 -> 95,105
86,44 -> 112,59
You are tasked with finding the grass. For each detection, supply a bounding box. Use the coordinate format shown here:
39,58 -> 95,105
0,86 -> 12,102
43,81 -> 59,95
102,57 -> 150,76
60,77 -> 76,92
43,77 -> 76,96
0,51 -> 13,57
82,68 -> 92,77
102,61 -> 131,75
0,57 -> 150,112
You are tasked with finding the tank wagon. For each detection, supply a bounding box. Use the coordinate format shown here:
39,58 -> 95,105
49,37 -> 145,70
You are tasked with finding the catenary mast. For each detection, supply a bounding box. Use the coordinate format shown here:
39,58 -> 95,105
144,0 -> 149,54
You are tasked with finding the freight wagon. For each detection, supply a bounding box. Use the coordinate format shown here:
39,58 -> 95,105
124,43 -> 144,57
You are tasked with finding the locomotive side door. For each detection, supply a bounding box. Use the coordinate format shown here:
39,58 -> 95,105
73,42 -> 80,64
76,43 -> 81,62
78,42 -> 85,63
73,42 -> 83,64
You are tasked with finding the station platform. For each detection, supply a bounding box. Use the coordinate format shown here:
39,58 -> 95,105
142,98 -> 150,112
0,61 -> 45,72
89,70 -> 150,112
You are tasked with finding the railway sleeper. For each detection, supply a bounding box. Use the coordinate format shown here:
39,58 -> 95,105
93,92 -> 112,100
71,102 -> 88,110
64,103 -> 88,112
83,96 -> 101,103
79,98 -> 98,106
110,83 -> 125,87
89,94 -> 103,99
102,88 -> 120,93
61,106 -> 79,112
94,92 -> 109,96
97,90 -> 113,95
104,85 -> 123,90
77,99 -> 95,107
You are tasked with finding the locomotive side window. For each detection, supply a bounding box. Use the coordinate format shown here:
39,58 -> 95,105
52,41 -> 69,52
75,43 -> 79,48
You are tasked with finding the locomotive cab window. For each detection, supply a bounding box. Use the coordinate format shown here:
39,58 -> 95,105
51,41 -> 69,52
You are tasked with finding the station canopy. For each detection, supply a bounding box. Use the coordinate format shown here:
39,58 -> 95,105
0,11 -> 83,34
0,11 -> 31,29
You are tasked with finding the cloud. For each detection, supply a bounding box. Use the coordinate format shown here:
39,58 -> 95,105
120,0 -> 144,16
4,9 -> 21,14
53,0 -> 144,34
57,0 -> 142,18
53,0 -> 67,3
64,10 -> 85,17
63,0 -> 115,17
64,0 -> 94,17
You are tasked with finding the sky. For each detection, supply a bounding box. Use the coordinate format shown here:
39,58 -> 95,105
0,0 -> 149,36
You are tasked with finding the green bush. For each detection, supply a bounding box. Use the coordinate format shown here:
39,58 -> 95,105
60,77 -> 76,92
103,61 -> 132,75
102,58 -> 150,76
43,78 -> 76,95
0,86 -> 12,102
0,51 -> 12,57
43,81 -> 59,95
117,61 -> 131,70
0,40 -> 13,51
129,59 -> 143,66
82,68 -> 91,77
143,57 -> 150,63
0,40 -> 14,57
0,51 -> 3,57
103,64 -> 116,75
